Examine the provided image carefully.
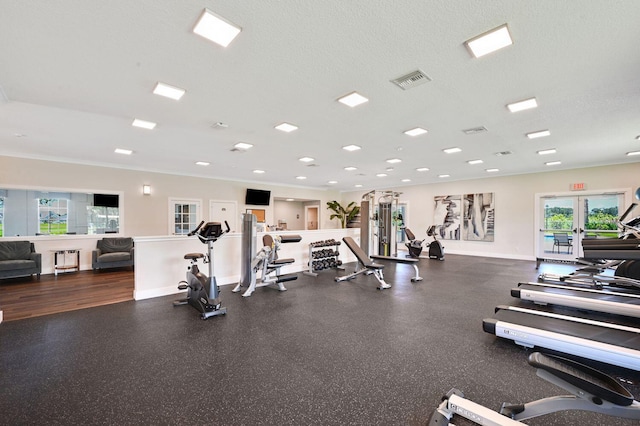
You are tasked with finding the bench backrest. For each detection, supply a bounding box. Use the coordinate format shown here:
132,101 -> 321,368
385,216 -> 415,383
342,237 -> 373,268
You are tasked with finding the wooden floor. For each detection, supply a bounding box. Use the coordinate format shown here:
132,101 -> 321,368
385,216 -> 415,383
0,269 -> 134,322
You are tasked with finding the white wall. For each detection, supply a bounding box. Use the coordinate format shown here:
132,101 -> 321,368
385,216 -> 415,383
0,155 -> 343,236
273,200 -> 305,230
341,163 -> 640,260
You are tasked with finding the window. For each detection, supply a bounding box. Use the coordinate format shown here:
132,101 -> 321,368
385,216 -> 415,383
88,205 -> 120,234
38,198 -> 68,235
169,198 -> 201,235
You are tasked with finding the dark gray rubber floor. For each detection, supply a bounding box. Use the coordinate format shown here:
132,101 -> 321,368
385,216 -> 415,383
1,255 -> 639,425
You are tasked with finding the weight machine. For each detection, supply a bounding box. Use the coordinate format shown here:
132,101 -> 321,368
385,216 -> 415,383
360,190 -> 402,257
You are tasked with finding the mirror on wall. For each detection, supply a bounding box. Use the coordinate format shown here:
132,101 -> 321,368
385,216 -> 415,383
0,188 -> 122,237
273,198 -> 320,231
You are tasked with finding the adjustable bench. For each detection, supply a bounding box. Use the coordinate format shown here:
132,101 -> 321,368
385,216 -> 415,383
335,237 -> 390,289
370,254 -> 423,282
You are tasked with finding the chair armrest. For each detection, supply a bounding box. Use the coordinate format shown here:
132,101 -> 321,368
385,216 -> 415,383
92,249 -> 101,263
130,247 -> 135,259
30,252 -> 42,271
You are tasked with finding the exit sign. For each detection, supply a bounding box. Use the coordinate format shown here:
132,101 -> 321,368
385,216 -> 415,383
571,183 -> 586,191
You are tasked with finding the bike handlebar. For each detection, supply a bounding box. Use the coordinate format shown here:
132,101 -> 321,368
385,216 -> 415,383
188,221 -> 205,237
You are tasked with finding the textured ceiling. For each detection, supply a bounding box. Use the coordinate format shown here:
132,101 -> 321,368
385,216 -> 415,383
1,1 -> 639,191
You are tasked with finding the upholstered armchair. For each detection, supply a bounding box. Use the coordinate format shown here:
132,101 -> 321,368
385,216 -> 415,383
0,241 -> 41,280
92,237 -> 134,271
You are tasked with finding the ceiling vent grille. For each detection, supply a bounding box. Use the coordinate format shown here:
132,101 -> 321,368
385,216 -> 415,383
463,126 -> 488,135
390,69 -> 431,90
211,122 -> 229,129
495,151 -> 513,156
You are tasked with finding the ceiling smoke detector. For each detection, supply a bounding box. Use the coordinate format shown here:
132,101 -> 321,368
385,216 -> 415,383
390,69 -> 432,90
463,126 -> 488,135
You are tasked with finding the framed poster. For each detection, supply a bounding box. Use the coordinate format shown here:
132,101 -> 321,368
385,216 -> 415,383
462,193 -> 495,242
433,195 -> 461,240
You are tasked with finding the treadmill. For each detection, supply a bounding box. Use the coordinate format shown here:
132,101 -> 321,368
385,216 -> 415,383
512,281 -> 640,318
483,304 -> 640,371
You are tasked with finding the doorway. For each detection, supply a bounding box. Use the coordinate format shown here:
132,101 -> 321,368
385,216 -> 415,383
305,206 -> 318,230
536,190 -> 628,262
209,200 -> 237,232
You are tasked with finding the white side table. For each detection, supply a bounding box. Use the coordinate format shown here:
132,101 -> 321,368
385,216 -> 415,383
52,249 -> 81,275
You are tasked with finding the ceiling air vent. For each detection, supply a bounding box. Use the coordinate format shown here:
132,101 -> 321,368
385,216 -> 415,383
463,126 -> 488,135
495,151 -> 513,156
390,69 -> 432,90
211,122 -> 229,129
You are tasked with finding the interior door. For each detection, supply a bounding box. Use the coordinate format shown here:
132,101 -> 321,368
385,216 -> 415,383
538,193 -> 625,261
209,200 -> 237,232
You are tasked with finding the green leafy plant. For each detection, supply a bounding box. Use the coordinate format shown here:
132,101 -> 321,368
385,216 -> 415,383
326,201 -> 360,228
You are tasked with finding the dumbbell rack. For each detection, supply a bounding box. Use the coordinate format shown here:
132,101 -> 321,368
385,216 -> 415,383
303,239 -> 344,277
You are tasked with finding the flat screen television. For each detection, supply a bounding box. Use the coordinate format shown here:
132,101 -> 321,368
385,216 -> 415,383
93,193 -> 119,208
245,188 -> 271,206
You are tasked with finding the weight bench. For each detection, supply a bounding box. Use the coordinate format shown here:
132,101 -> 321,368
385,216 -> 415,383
370,254 -> 423,282
335,237 -> 390,290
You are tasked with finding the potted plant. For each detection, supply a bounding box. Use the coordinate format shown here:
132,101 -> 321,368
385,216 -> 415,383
326,201 -> 360,229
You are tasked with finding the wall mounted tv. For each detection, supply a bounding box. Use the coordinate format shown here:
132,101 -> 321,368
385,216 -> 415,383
245,188 -> 271,206
93,193 -> 119,208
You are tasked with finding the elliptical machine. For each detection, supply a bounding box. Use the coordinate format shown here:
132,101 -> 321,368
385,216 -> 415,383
426,225 -> 445,260
173,220 -> 229,320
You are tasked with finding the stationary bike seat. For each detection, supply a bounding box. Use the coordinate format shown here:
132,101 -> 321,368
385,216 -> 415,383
184,252 -> 205,260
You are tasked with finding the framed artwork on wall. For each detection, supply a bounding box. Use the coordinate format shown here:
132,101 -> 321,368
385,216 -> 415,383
433,195 -> 461,240
462,193 -> 495,242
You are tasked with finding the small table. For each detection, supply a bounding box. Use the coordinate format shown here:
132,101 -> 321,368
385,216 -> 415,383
52,249 -> 80,275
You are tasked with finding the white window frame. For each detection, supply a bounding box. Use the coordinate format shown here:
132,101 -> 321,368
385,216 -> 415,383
169,198 -> 202,235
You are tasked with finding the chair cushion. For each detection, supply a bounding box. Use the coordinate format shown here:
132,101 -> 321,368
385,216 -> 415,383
0,241 -> 32,261
97,252 -> 131,263
0,260 -> 36,271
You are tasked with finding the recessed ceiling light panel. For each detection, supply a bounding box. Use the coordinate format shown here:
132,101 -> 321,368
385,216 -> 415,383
195,161 -> 210,166
404,127 -> 428,137
337,92 -> 368,107
386,158 -> 402,164
486,168 -> 500,173
299,157 -> 314,162
132,119 -> 156,130
114,148 -> 133,155
376,173 -> 387,177
344,166 -> 357,171
401,179 -> 411,182
507,97 -> 538,112
467,159 -> 483,165
153,82 -> 185,100
465,24 -> 513,58
193,8 -> 242,47
234,142 -> 253,150
327,180 -> 337,184
275,122 -> 298,132
443,147 -> 462,154
253,169 -> 265,174
416,167 -> 429,172
296,176 -> 307,180
342,144 -> 361,151
545,161 -> 562,166
527,130 -> 551,139
537,149 -> 557,155
438,174 -> 450,178
627,151 -> 640,156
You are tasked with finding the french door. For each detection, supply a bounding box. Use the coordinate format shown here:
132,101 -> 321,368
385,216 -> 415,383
537,192 -> 626,261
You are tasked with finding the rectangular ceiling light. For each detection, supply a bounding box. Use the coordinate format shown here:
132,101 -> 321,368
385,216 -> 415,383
404,127 -> 428,137
486,168 -> 500,173
114,148 -> 133,155
337,92 -> 368,107
627,151 -> 640,156
416,167 -> 429,172
275,122 -> 298,132
443,147 -> 462,154
193,9 -> 241,47
132,118 -> 157,130
344,166 -> 357,171
299,157 -> 314,162
438,174 -> 450,178
153,82 -> 185,100
527,129 -> 551,139
545,161 -> 562,166
386,158 -> 402,164
465,24 -> 513,58
195,161 -> 210,166
537,148 -> 557,155
467,159 -> 483,165
342,144 -> 361,151
507,97 -> 538,112
234,142 -> 253,150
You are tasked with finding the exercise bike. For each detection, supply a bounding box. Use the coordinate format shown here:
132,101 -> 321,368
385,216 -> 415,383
173,221 -> 229,320
428,351 -> 640,424
426,225 -> 444,261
